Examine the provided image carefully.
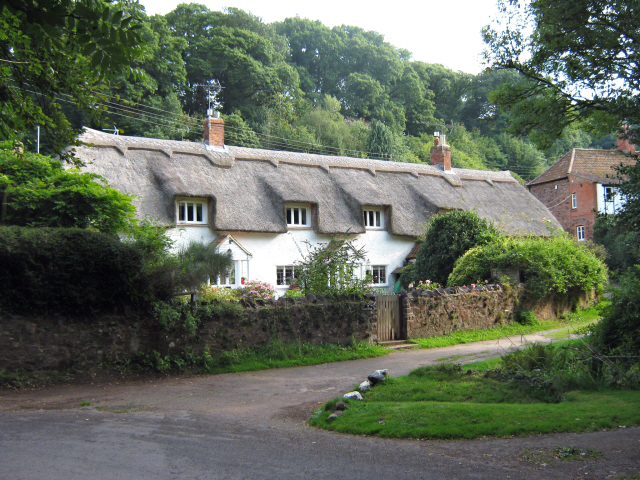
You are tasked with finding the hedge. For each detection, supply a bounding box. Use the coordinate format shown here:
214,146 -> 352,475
0,226 -> 144,315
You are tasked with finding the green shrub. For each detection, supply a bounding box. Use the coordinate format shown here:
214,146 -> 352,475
199,285 -> 237,302
592,265 -> 640,355
0,226 -> 143,315
0,147 -> 135,234
448,235 -> 607,300
516,309 -> 538,326
402,210 -> 499,287
283,288 -> 306,299
292,237 -> 373,297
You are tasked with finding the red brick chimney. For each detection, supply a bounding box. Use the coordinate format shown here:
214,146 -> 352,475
203,112 -> 225,147
617,127 -> 636,154
430,134 -> 451,171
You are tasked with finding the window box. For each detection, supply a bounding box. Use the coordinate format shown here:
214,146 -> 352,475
177,198 -> 207,224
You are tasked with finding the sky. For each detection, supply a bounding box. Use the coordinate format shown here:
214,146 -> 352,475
139,0 -> 501,74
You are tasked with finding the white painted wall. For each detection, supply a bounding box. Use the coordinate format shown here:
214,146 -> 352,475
166,226 -> 416,297
596,184 -> 626,214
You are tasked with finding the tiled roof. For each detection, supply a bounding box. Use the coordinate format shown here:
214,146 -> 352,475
529,149 -> 637,186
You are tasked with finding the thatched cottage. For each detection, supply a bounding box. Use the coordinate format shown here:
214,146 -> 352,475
74,117 -> 560,295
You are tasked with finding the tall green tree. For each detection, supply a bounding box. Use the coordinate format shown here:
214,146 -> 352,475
483,0 -> 640,146
0,144 -> 135,234
0,0 -> 144,154
165,4 -> 301,122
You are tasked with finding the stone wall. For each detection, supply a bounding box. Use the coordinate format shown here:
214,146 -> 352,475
403,284 -> 593,339
0,298 -> 375,372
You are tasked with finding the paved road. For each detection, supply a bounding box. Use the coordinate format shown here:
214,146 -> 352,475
1,333 -> 639,479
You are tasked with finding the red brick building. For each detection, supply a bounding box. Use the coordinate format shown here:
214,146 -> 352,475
527,144 -> 637,241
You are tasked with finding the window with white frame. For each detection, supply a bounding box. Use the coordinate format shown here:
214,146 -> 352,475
286,205 -> 311,227
366,265 -> 387,285
571,193 -> 577,209
363,208 -> 384,229
276,265 -> 297,286
604,186 -> 615,202
177,198 -> 207,224
576,225 -> 585,241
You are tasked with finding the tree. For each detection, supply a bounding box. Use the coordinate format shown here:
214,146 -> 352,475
483,0 -> 640,146
293,238 -> 372,297
0,144 -> 135,234
1,0 -> 144,154
402,210 -> 499,286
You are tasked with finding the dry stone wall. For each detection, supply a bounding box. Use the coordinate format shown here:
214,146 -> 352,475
402,284 -> 594,339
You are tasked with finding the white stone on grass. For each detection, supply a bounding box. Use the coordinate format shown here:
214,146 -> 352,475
343,391 -> 364,401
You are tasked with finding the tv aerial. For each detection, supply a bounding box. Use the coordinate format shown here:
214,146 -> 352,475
193,80 -> 223,117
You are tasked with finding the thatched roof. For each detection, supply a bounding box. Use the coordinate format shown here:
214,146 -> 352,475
75,128 -> 560,237
528,148 -> 637,186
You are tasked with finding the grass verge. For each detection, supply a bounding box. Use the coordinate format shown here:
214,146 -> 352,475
409,303 -> 605,349
311,334 -> 640,440
311,365 -> 640,439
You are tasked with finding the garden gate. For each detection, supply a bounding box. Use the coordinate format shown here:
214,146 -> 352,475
376,295 -> 403,341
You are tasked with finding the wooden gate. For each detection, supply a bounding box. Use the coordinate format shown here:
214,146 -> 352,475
377,295 -> 401,341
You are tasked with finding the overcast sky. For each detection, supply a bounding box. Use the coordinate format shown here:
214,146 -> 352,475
139,0 -> 500,74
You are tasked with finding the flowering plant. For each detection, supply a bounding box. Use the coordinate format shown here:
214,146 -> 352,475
235,280 -> 275,301
199,285 -> 236,302
408,279 -> 441,290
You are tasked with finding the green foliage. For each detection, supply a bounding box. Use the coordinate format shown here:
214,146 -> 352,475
0,147 -> 136,234
403,210 -> 499,287
483,0 -> 639,146
448,235 -> 608,299
293,237 -> 373,297
593,214 -> 640,275
1,0 -> 144,153
0,226 -> 143,315
283,288 -> 306,300
516,309 -> 539,326
174,241 -> 234,293
198,285 -> 237,303
592,266 -> 640,356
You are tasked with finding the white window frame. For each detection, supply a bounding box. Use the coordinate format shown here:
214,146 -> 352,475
285,204 -> 311,228
363,208 -> 385,229
276,265 -> 297,286
177,198 -> 207,224
571,193 -> 577,209
576,225 -> 585,241
366,265 -> 387,286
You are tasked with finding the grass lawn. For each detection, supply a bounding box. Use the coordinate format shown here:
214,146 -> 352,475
311,332 -> 640,440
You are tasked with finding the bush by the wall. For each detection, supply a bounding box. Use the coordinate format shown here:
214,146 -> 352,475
448,235 -> 607,300
0,226 -> 143,315
402,210 -> 499,287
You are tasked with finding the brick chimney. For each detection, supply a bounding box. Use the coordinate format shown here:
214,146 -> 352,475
617,127 -> 636,154
203,111 -> 225,147
430,133 -> 451,171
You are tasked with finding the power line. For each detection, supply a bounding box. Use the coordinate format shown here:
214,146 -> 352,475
37,89 -> 547,172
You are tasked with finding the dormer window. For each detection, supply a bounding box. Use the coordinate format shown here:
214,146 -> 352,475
177,198 -> 207,224
286,204 -> 311,228
363,208 -> 384,229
